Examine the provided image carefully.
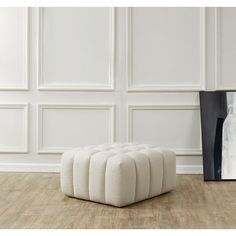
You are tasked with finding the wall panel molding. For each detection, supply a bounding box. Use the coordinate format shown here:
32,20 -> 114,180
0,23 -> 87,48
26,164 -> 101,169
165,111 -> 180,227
0,7 -> 209,174
126,7 -> 206,92
127,104 -> 202,156
0,8 -> 29,90
37,103 -> 115,154
215,7 -> 221,90
0,104 -> 28,153
214,8 -> 236,90
37,7 -> 115,91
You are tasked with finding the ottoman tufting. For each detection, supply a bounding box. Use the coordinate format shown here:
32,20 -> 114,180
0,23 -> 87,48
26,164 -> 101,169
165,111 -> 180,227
60,143 -> 176,207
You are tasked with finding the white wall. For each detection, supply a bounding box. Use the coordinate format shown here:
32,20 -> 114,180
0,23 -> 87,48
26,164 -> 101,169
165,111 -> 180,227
0,7 -> 234,174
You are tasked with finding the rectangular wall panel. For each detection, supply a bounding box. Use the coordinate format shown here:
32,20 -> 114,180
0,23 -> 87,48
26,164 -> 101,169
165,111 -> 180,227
127,8 -> 205,91
0,104 -> 28,153
37,104 -> 115,153
216,8 -> 236,89
0,8 -> 28,90
127,105 -> 201,155
38,7 -> 114,91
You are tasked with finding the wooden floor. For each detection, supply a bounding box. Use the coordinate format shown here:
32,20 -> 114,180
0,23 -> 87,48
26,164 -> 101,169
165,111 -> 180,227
0,173 -> 236,229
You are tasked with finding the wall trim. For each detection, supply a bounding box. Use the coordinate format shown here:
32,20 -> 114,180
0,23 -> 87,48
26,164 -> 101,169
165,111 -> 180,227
126,7 -> 206,92
176,165 -> 203,174
215,7 -> 219,90
0,104 -> 28,153
0,163 -> 203,174
37,103 -> 115,154
214,8 -> 236,90
0,163 -> 60,173
37,7 -> 115,91
127,104 -> 202,156
0,7 -> 29,91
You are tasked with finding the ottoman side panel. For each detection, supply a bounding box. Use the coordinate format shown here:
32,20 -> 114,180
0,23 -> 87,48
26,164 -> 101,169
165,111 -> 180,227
127,152 -> 150,202
105,155 -> 136,207
141,150 -> 164,198
160,150 -> 176,193
73,150 -> 97,200
89,152 -> 111,204
61,150 -> 76,196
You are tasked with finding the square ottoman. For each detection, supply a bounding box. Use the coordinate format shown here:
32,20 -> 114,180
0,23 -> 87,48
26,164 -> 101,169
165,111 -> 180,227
60,143 -> 176,207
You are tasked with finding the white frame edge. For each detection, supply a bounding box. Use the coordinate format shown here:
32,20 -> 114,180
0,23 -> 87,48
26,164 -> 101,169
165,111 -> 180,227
126,7 -> 206,92
127,104 -> 202,156
37,103 -> 115,154
0,8 -> 29,91
0,103 -> 29,153
37,7 -> 115,91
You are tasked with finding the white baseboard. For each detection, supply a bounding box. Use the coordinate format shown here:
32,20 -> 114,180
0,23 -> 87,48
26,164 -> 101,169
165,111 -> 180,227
176,165 -> 203,174
0,163 -> 203,174
0,163 -> 60,173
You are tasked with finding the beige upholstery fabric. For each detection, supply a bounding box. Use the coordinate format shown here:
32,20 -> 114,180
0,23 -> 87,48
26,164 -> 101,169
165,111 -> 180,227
60,143 -> 176,207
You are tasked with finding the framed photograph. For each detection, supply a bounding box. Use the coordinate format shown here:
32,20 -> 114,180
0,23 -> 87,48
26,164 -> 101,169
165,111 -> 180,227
200,91 -> 236,181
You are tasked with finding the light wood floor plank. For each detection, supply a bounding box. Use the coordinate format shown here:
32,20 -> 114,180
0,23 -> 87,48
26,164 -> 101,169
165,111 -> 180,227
0,173 -> 235,229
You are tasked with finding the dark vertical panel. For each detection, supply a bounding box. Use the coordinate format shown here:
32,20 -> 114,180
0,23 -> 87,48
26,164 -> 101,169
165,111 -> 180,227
199,91 -> 227,181
214,118 -> 224,179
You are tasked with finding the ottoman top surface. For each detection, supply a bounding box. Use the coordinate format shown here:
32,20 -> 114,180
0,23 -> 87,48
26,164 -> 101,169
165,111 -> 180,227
67,143 -> 171,156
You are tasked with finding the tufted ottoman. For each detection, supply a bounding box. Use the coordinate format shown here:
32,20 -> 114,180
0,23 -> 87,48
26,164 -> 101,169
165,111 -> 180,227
60,143 -> 176,207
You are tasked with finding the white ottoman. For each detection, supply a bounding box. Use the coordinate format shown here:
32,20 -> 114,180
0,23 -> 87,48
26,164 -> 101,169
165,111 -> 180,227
60,143 -> 176,207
